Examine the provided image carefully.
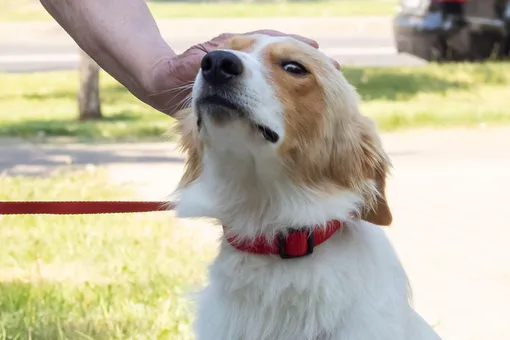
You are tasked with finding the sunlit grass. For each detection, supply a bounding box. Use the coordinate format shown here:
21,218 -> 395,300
1,62 -> 509,140
0,168 -> 216,340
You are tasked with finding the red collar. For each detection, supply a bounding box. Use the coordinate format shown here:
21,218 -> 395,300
224,220 -> 343,259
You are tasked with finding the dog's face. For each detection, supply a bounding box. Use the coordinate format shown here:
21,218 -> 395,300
176,34 -> 392,226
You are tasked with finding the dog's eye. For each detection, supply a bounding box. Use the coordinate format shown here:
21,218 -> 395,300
281,61 -> 309,75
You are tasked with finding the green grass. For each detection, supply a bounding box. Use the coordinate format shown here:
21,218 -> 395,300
0,168 -> 216,340
1,62 -> 510,140
0,72 -> 171,141
350,62 -> 510,130
0,1 -> 398,22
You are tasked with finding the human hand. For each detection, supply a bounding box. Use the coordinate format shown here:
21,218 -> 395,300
146,30 -> 319,116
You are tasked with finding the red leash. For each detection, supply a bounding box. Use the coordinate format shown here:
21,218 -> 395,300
0,201 -> 173,215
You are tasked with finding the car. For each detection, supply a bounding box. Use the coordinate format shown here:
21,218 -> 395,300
393,0 -> 510,61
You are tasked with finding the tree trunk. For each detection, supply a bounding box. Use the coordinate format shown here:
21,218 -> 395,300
78,49 -> 102,121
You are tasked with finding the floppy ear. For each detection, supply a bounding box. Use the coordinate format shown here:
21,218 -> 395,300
173,108 -> 203,188
317,70 -> 391,225
361,166 -> 392,226
330,58 -> 341,70
357,117 -> 393,226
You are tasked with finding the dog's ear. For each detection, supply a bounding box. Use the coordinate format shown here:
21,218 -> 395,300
330,58 -> 341,71
173,108 -> 203,188
359,120 -> 393,226
360,166 -> 392,226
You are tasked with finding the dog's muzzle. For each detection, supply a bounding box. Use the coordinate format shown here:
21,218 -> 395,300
195,51 -> 280,144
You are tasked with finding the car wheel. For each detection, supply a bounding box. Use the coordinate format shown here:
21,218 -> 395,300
469,32 -> 501,61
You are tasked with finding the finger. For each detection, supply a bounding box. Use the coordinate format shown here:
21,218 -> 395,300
289,34 -> 319,49
245,29 -> 319,49
210,33 -> 235,43
330,58 -> 341,70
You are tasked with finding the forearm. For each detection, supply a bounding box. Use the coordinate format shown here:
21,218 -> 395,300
40,0 -> 176,103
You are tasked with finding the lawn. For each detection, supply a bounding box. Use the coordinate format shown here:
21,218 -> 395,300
1,62 -> 510,141
0,71 -> 170,141
0,168 -> 216,340
0,1 -> 398,22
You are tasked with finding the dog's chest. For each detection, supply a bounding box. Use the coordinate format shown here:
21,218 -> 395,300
194,247 -> 351,340
191,225 -> 437,340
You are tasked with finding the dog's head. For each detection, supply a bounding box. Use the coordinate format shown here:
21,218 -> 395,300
175,34 -> 392,226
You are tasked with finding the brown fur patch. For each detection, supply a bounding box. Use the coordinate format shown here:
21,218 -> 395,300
220,36 -> 256,52
261,41 -> 392,226
263,42 -> 326,160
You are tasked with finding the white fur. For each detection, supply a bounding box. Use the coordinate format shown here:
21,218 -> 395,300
173,36 -> 442,340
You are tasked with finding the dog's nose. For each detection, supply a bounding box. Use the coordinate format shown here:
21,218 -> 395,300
200,51 -> 244,85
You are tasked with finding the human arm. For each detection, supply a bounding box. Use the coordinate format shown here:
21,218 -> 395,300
40,0 -> 174,111
40,0 -> 319,116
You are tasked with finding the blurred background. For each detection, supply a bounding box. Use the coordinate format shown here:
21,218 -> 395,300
1,1 -> 509,339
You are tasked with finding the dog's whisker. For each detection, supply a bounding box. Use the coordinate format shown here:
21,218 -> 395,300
148,82 -> 195,97
173,94 -> 193,112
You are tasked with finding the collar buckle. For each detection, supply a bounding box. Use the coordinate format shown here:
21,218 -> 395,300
277,228 -> 315,259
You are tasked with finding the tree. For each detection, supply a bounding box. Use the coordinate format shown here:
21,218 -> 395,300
77,49 -> 102,120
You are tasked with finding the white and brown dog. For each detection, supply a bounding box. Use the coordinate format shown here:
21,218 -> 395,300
171,34 -> 441,340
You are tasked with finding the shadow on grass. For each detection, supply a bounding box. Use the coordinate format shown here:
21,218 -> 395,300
342,68 -> 470,101
0,135 -> 184,176
0,110 -> 173,140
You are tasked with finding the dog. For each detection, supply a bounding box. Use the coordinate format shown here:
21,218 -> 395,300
171,34 -> 442,340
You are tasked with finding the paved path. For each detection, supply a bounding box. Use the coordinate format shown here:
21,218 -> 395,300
0,18 -> 426,72
2,126 -> 510,339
